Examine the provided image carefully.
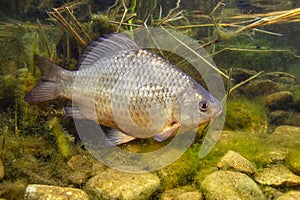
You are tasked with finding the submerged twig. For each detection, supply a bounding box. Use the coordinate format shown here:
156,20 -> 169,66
210,47 -> 300,58
65,7 -> 91,42
160,26 -> 229,80
229,71 -> 264,94
49,8 -> 87,47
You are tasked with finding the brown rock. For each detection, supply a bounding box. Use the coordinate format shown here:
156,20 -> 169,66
264,91 -> 293,110
161,185 -> 203,200
217,150 -> 256,175
244,80 -> 280,97
24,184 -> 89,200
202,170 -> 265,200
254,164 -> 300,186
276,191 -> 300,200
262,71 -> 296,84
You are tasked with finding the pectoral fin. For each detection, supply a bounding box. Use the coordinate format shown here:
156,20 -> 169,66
105,128 -> 136,146
153,123 -> 180,142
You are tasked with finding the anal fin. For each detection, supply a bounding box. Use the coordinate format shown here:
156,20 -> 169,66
104,128 -> 136,146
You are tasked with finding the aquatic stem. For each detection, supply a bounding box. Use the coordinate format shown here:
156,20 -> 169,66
37,19 -> 51,57
15,100 -> 19,136
49,8 -> 87,47
117,0 -> 129,32
229,71 -> 264,94
127,0 -> 137,32
160,26 -> 229,80
210,47 -> 300,58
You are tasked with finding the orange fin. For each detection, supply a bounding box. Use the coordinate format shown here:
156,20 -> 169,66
153,123 -> 180,142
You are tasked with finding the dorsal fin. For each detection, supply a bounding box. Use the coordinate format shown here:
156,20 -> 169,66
77,33 -> 140,69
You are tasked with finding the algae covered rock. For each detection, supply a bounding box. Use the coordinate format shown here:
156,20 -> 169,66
257,150 -> 287,166
276,191 -> 300,200
87,168 -> 160,200
217,150 -> 256,175
201,170 -> 265,200
225,98 -> 267,131
161,185 -> 203,200
288,148 -> 300,175
244,79 -> 280,97
273,125 -> 300,135
261,71 -> 297,84
232,68 -> 257,83
254,164 -> 300,186
269,110 -> 290,125
264,91 -> 294,110
24,184 -> 89,200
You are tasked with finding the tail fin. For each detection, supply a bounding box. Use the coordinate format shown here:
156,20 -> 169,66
25,55 -> 65,102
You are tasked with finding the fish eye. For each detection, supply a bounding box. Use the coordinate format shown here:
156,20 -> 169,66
199,100 -> 209,112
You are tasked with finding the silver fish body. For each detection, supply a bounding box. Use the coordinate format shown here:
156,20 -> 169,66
25,34 -> 222,145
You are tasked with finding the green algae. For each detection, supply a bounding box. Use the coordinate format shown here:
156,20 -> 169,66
225,97 -> 267,132
47,117 -> 74,158
287,147 -> 300,175
15,68 -> 40,132
155,145 -> 201,191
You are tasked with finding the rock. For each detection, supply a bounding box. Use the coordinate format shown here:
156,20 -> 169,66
217,150 -> 256,175
276,191 -> 300,200
254,164 -> 300,186
269,110 -> 289,125
161,185 -> 203,200
273,125 -> 300,135
244,79 -> 280,97
287,149 -> 300,175
264,91 -> 293,110
0,159 -> 4,180
286,113 -> 300,126
232,68 -> 257,83
201,170 -> 265,200
68,171 -> 90,185
261,186 -> 283,200
257,150 -> 287,165
155,148 -> 201,191
24,184 -> 89,200
67,155 -> 93,171
177,192 -> 203,200
87,168 -> 160,200
67,155 -> 106,185
262,71 -> 296,84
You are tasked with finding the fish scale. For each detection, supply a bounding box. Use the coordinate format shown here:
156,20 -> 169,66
25,33 -> 222,145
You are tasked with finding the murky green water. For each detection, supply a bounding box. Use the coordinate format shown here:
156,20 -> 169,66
0,0 -> 300,199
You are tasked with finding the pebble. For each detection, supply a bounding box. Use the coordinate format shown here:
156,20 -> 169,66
217,150 -> 256,175
201,170 -> 265,200
269,110 -> 289,125
273,125 -> 300,135
87,168 -> 160,200
262,71 -> 296,84
24,184 -> 89,200
276,191 -> 300,200
244,79 -> 280,97
264,91 -> 293,110
254,164 -> 300,186
232,68 -> 257,83
161,185 -> 203,200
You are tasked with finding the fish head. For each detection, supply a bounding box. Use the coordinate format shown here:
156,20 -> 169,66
176,84 -> 223,129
